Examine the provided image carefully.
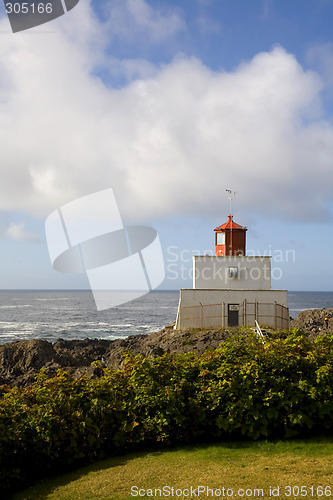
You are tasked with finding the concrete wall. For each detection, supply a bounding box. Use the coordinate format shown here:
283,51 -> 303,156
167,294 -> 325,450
175,288 -> 289,330
193,255 -> 271,290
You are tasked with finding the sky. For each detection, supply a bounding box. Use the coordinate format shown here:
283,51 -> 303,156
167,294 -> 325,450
1,0 -> 333,291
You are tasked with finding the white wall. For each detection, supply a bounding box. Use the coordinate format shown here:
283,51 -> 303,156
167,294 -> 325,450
193,255 -> 271,290
175,288 -> 289,330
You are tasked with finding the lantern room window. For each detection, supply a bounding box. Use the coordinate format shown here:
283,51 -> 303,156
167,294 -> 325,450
216,232 -> 225,245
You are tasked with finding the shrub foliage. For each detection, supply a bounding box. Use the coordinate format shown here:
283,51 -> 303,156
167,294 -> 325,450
0,330 -> 332,495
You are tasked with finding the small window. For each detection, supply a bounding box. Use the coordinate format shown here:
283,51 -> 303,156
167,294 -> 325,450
229,266 -> 238,278
216,232 -> 225,245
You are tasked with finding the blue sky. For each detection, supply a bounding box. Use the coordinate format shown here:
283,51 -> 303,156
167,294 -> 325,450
1,0 -> 333,291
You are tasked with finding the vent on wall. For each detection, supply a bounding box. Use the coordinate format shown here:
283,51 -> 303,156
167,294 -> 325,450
229,267 -> 238,278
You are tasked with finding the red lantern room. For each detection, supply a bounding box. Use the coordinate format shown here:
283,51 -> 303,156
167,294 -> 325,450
214,215 -> 247,256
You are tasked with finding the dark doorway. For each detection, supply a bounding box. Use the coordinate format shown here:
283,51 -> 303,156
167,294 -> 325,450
228,304 -> 239,327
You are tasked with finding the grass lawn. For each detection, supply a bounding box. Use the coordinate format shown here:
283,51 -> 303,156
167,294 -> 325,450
11,437 -> 333,500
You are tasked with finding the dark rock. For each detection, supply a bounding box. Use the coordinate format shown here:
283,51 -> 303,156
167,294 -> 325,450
0,322 -> 232,387
151,346 -> 165,356
1,309 -> 330,387
291,308 -> 333,338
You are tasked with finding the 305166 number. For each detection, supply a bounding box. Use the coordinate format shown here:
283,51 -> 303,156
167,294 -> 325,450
284,485 -> 332,497
5,3 -> 53,14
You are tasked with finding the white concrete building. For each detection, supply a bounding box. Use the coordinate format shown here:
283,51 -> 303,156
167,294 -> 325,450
193,255 -> 272,290
175,215 -> 289,330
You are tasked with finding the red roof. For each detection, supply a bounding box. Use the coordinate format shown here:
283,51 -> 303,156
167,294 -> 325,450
214,214 -> 247,231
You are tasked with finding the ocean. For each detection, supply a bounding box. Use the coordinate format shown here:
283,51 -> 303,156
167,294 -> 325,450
0,290 -> 332,345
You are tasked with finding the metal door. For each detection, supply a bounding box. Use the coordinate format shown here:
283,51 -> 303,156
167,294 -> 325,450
228,304 -> 239,327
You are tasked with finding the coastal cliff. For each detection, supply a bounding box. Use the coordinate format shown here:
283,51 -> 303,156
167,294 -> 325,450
0,308 -> 331,387
290,307 -> 333,336
0,324 -> 231,387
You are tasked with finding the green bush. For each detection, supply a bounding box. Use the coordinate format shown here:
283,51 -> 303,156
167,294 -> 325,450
0,331 -> 332,497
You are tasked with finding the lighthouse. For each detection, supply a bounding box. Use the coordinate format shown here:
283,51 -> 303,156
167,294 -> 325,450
174,195 -> 289,330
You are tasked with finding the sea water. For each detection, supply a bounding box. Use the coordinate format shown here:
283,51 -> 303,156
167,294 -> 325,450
0,290 -> 332,344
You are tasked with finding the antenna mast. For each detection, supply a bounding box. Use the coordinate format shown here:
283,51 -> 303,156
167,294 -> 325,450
226,189 -> 236,255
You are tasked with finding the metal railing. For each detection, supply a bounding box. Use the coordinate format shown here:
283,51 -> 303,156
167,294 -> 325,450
178,300 -> 289,330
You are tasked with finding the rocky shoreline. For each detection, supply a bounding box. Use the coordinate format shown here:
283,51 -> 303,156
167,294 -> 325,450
0,324 -> 231,387
0,308 -> 332,387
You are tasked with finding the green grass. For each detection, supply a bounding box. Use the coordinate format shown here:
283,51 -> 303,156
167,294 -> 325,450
11,437 -> 333,500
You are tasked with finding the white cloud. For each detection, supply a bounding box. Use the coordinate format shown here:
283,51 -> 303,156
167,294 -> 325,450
307,43 -> 333,91
0,1 -> 332,226
104,0 -> 185,42
0,211 -> 10,233
106,57 -> 157,82
5,222 -> 39,242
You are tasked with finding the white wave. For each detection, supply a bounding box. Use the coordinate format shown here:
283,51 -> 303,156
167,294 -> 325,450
0,322 -> 18,329
108,323 -> 134,328
290,307 -> 318,313
55,322 -> 85,328
100,334 -> 129,341
81,328 -> 115,333
0,304 -> 31,309
0,332 -> 31,338
35,298 -> 72,301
